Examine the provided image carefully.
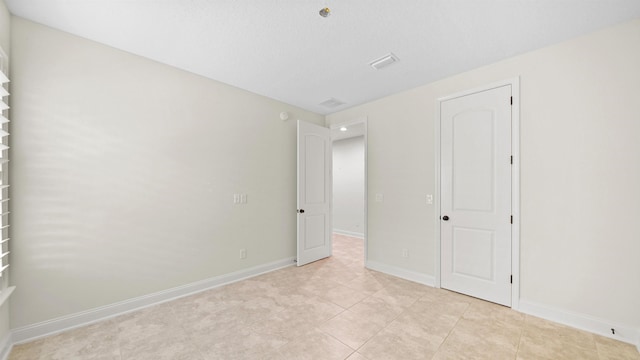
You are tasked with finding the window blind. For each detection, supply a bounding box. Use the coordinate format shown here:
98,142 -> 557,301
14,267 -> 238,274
0,68 -> 9,279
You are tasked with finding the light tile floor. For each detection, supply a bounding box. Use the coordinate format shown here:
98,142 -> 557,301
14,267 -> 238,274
9,234 -> 640,360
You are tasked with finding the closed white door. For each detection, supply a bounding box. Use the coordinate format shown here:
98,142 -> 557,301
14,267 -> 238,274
297,120 -> 332,266
440,85 -> 512,306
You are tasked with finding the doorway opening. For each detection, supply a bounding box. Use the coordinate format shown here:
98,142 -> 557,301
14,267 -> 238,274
330,118 -> 367,266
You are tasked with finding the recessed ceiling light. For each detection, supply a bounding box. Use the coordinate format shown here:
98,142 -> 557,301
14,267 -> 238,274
340,127 -> 347,132
369,53 -> 399,70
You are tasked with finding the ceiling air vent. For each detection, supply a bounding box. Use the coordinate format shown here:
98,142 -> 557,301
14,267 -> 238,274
319,98 -> 346,108
369,52 -> 399,70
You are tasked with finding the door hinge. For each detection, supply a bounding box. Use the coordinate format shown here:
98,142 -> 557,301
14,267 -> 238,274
510,275 -> 513,284
510,96 -> 513,105
510,215 -> 513,224
510,155 -> 513,164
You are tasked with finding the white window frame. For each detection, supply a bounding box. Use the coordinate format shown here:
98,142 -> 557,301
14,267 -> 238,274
0,46 -> 14,305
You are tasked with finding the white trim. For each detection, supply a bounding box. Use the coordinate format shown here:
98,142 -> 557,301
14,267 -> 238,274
434,77 -> 521,310
434,97 -> 442,289
0,46 -> 8,74
332,229 -> 365,239
0,286 -> 14,308
0,331 -> 11,360
11,257 -> 295,344
366,260 -> 435,287
330,116 -> 368,264
519,299 -> 640,348
510,77 -> 521,311
0,46 -> 9,303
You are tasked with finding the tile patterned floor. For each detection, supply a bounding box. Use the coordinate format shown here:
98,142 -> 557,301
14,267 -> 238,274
9,234 -> 640,360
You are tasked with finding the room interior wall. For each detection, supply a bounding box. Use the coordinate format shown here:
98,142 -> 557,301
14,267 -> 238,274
6,7 -> 640,349
8,16 -> 324,329
327,18 -> 640,342
332,136 -> 365,237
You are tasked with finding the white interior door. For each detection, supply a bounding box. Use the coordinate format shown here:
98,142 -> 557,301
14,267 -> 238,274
440,85 -> 512,306
297,120 -> 332,266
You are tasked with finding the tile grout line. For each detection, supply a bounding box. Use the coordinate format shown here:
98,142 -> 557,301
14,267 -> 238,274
512,324 -> 525,360
428,301 -> 472,359
351,284 -> 422,356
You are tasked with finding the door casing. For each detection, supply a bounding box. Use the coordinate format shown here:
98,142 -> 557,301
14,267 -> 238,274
434,78 -> 521,310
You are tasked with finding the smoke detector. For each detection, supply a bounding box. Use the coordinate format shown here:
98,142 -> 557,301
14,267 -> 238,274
369,53 -> 399,70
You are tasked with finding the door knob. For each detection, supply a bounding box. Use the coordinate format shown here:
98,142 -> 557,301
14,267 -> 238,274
442,215 -> 449,221
297,209 -> 305,213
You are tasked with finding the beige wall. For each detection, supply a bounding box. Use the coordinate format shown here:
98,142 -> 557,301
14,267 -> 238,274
327,19 -> 640,331
9,17 -> 324,328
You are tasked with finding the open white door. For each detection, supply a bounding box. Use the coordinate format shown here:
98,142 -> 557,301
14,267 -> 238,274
440,85 -> 512,306
297,120 -> 332,266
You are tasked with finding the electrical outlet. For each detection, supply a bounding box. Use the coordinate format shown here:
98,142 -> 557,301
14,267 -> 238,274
402,248 -> 409,258
240,249 -> 247,259
426,194 -> 433,205
375,193 -> 384,203
234,194 -> 248,204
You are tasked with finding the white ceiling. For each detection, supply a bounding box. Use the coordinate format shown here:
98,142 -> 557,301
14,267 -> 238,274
6,1 -> 640,115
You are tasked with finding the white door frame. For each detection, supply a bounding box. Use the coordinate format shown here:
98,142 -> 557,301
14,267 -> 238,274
434,78 -> 520,310
330,117 -> 368,264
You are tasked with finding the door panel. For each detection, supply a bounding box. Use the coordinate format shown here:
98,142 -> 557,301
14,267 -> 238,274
304,214 -> 326,249
452,110 -> 495,212
297,120 -> 332,266
452,227 -> 495,280
304,135 -> 327,204
441,85 -> 512,306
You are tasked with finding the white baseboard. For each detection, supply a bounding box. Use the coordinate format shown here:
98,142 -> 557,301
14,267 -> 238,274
366,260 -> 435,287
0,332 -> 12,360
11,257 -> 295,344
332,229 -> 365,239
519,299 -> 640,348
